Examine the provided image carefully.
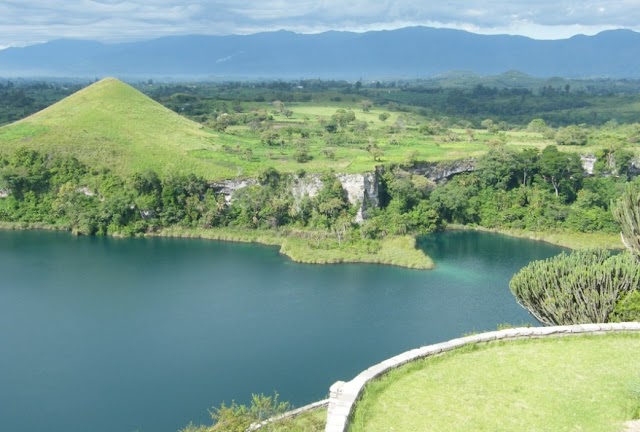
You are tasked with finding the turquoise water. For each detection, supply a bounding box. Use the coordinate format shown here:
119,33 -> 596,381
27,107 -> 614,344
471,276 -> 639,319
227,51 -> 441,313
0,230 -> 564,432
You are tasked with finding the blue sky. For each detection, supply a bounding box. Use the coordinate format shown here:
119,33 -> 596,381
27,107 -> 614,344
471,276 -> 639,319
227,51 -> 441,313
1,0 -> 638,49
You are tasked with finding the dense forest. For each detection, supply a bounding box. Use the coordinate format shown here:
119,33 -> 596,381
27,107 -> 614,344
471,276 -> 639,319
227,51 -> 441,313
0,145 -> 636,249
5,75 -> 640,127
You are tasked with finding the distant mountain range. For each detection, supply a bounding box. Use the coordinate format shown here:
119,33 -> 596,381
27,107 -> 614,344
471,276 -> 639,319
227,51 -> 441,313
1,27 -> 640,79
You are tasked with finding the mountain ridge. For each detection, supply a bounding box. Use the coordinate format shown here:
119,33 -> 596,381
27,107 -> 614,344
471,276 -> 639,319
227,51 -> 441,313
1,27 -> 639,78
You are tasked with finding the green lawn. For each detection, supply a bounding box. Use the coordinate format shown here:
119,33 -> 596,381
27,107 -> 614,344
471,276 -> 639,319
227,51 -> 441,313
349,334 -> 640,432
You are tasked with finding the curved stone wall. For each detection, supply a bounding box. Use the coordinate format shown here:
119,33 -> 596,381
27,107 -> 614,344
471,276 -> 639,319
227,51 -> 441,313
324,323 -> 640,432
248,399 -> 329,431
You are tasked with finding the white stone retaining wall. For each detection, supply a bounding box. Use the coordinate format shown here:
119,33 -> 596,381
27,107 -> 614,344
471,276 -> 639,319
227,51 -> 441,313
247,398 -> 329,431
324,323 -> 640,432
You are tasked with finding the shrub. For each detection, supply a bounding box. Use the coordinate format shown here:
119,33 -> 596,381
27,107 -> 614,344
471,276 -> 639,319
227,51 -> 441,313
180,392 -> 291,432
293,148 -> 312,163
509,249 -> 640,325
611,290 -> 640,322
555,125 -> 588,146
612,183 -> 640,259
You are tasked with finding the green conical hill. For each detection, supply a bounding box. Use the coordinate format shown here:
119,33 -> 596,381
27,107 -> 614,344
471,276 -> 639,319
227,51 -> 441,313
0,78 -> 240,179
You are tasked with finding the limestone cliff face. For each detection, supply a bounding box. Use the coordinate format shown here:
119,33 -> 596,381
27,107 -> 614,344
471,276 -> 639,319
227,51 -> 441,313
290,172 -> 380,223
580,154 -> 640,177
290,175 -> 324,205
209,179 -> 258,203
206,155 -> 638,223
580,155 -> 597,175
408,159 -> 476,182
211,173 -> 380,223
336,173 -> 380,223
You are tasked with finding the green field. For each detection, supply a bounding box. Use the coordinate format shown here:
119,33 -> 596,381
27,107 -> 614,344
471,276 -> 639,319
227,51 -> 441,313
4,78 -> 631,182
349,333 -> 640,432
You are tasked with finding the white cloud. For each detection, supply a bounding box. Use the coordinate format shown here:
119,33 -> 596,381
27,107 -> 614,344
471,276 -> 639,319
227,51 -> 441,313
0,0 -> 639,47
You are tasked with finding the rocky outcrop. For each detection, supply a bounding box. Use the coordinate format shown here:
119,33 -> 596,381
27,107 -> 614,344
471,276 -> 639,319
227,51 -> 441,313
291,173 -> 380,223
291,175 -> 324,205
336,173 -> 379,223
76,187 -> 95,197
211,173 -> 380,223
408,159 -> 476,182
209,179 -> 258,203
630,159 -> 640,177
580,154 -> 597,175
580,154 -> 640,177
0,189 -> 9,198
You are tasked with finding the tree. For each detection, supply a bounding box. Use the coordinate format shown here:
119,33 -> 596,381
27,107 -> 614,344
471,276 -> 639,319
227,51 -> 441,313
612,183 -> 640,259
481,119 -> 498,133
378,112 -> 390,122
261,129 -> 283,147
271,100 -> 284,113
527,118 -> 548,133
293,147 -> 311,163
322,148 -> 336,160
476,147 -> 520,190
555,125 -> 588,146
332,109 -> 356,130
510,250 -> 640,325
515,148 -> 539,187
360,99 -> 373,112
366,143 -> 384,161
537,145 -> 583,198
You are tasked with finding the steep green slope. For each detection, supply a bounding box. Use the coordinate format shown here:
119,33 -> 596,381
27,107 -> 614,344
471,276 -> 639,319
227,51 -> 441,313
0,78 -> 244,179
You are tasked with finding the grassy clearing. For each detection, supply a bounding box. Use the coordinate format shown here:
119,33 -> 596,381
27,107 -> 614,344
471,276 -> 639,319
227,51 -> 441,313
350,333 -> 640,432
449,224 -> 623,250
149,227 -> 434,269
281,234 -> 434,269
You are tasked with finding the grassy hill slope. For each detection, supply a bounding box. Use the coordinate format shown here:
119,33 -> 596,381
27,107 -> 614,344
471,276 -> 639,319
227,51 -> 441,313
0,78 -> 494,180
0,78 -> 245,179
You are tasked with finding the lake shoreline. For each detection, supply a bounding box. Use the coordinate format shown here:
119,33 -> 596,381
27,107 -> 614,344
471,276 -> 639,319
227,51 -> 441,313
0,222 -> 622,269
446,224 -> 622,251
0,222 -> 434,270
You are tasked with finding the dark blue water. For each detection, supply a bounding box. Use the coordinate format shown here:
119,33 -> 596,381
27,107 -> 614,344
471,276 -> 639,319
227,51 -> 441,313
0,230 -> 564,432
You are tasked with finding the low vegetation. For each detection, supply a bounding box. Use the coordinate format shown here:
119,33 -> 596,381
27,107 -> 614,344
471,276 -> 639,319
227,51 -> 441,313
180,393 -> 325,432
349,334 -> 640,432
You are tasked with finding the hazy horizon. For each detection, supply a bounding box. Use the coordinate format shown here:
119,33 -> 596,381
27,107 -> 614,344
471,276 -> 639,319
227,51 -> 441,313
1,1 -> 638,49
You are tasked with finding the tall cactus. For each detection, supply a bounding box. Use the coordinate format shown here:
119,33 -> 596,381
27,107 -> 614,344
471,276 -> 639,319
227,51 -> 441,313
509,250 -> 640,325
612,183 -> 640,259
